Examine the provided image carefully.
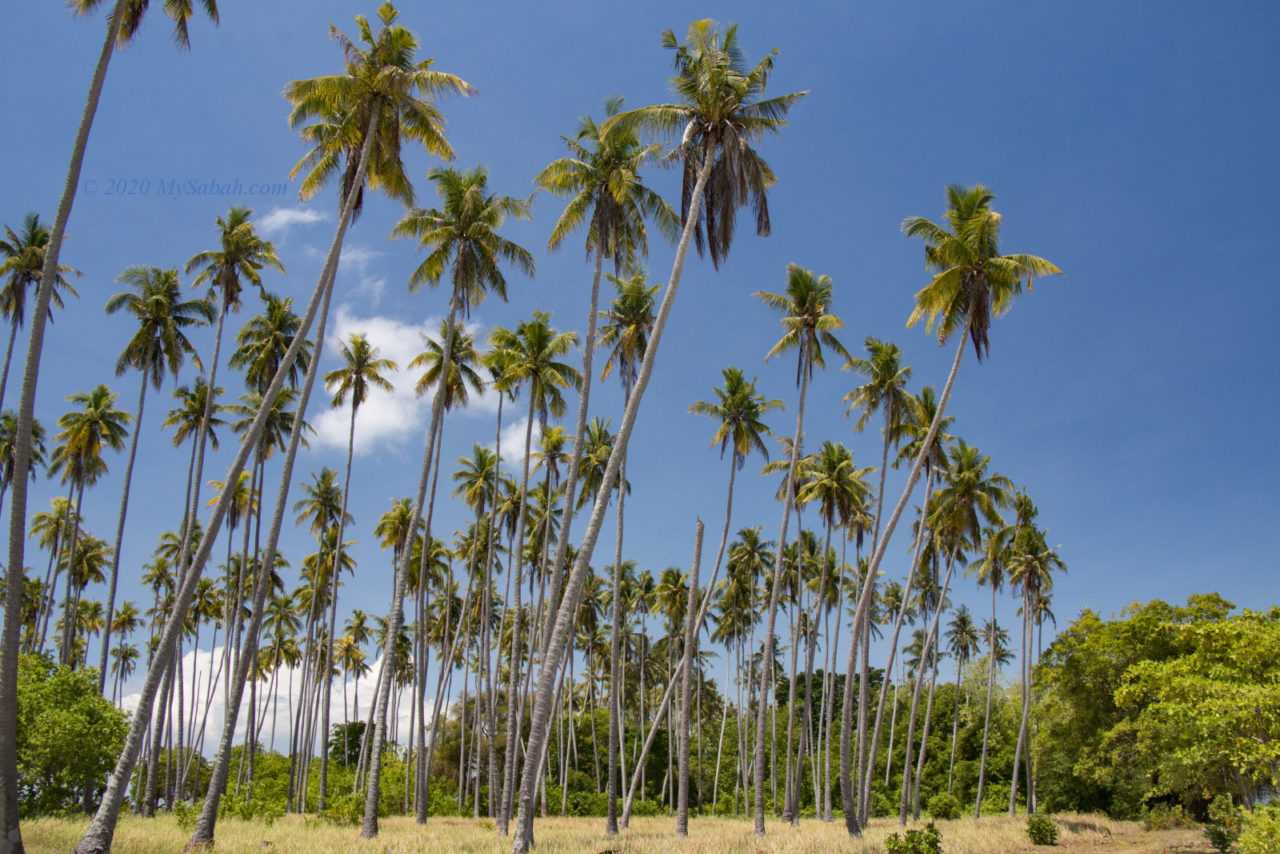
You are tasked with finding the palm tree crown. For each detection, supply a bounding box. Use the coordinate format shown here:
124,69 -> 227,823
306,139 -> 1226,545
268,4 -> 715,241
755,263 -> 851,385
105,266 -> 213,387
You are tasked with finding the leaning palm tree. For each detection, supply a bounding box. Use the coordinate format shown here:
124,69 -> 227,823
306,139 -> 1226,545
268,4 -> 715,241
0,213 -> 79,411
48,386 -> 130,667
752,264 -> 848,835
315,333 -> 395,809
368,165 -> 531,834
839,186 -> 1060,837
534,108 -> 676,778
513,22 -> 806,852
158,6 -> 472,850
596,270 -> 658,836
98,266 -> 212,692
9,0 -> 219,835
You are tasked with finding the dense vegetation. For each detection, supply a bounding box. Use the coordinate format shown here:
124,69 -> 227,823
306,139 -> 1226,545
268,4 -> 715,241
0,4 -> 1270,854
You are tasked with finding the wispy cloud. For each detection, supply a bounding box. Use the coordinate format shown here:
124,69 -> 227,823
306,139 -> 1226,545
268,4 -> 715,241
258,206 -> 327,237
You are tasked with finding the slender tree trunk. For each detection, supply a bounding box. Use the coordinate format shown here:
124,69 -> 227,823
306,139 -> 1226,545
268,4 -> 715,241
605,435 -> 628,835
843,307 -> 970,835
97,348 -> 153,691
362,273 -> 466,838
753,362 -> 809,837
675,520 -> 703,836
947,651 -> 965,793
911,648 -> 941,820
0,2 -> 129,846
0,317 -> 19,414
1009,586 -> 1031,816
512,139 -> 714,854
974,581 -> 998,818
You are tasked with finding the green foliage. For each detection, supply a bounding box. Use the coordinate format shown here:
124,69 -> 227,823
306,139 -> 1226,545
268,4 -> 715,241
1204,823 -> 1236,853
217,781 -> 284,826
1027,813 -> 1059,845
1209,794 -> 1242,833
318,793 -> 363,826
15,653 -> 127,816
1141,803 -> 1194,830
926,792 -> 961,820
173,799 -> 199,831
1238,805 -> 1280,854
883,821 -> 943,854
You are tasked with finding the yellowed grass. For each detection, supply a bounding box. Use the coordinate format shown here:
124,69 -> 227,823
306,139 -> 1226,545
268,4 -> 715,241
22,811 -> 1156,854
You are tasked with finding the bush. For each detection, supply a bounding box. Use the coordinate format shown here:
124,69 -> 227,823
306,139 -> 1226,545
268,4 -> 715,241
926,792 -> 961,820
883,821 -> 943,854
1142,802 -> 1194,830
1027,813 -> 1059,846
173,800 -> 199,831
1204,823 -> 1235,853
1238,805 -> 1280,854
318,793 -> 363,826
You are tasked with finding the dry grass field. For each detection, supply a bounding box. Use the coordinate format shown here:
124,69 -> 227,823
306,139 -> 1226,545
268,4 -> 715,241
22,812 -> 1215,854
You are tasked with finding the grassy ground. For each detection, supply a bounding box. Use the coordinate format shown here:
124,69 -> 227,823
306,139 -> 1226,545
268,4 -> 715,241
23,812 -> 1212,853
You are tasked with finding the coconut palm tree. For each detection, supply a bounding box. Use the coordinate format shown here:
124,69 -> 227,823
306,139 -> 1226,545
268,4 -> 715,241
13,2 -> 220,835
752,264 -> 847,835
314,333 -> 395,808
487,314 -> 579,833
944,605 -> 979,793
98,265 -> 212,692
174,11 -> 473,847
48,386 -> 130,667
366,165 -> 530,833
0,413 -> 46,520
595,270 -> 658,834
513,23 -> 805,851
535,106 -> 676,747
0,214 -> 79,411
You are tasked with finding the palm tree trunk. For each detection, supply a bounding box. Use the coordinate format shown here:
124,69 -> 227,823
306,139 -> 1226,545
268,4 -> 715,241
861,472 -> 934,822
793,520 -> 833,826
497,404 -> 537,835
1009,586 -> 1031,816
753,360 -> 809,837
947,651 -> 964,793
482,395 -> 504,819
605,434 -> 628,835
59,480 -> 87,667
98,348 -> 154,692
362,274 -> 466,839
974,581 -> 998,818
841,314 -> 970,838
675,520 -> 703,836
911,648 -> 941,820
316,401 -> 359,812
0,316 -> 19,414
0,2 -> 129,844
512,139 -> 715,854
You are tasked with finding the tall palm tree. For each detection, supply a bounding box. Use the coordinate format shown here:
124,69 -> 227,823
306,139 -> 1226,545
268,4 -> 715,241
369,164 -> 530,833
488,314 -> 579,834
12,3 -> 220,838
48,386 -> 130,667
315,333 -> 395,808
752,264 -> 847,835
98,265 -> 212,692
0,214 -> 79,411
536,106 -> 677,721
595,270 -> 658,835
176,8 -> 473,847
513,23 -> 805,852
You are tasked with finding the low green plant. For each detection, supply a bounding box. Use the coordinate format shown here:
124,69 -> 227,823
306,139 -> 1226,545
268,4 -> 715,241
173,800 -> 199,831
1027,812 -> 1059,845
883,821 -> 943,854
1204,823 -> 1235,853
1141,802 -> 1194,830
926,792 -> 961,821
1238,805 -> 1280,854
318,793 -> 363,826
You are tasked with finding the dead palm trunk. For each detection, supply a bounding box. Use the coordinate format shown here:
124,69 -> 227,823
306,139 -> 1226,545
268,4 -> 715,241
511,139 -> 714,854
675,520 -> 703,836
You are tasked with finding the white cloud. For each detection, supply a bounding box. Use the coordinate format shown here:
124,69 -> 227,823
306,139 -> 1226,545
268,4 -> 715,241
120,644 -> 428,758
494,416 -> 532,465
311,307 -> 506,456
258,206 -> 327,237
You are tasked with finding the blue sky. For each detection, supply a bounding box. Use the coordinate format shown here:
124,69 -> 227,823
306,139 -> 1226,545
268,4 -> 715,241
4,1 -> 1279,726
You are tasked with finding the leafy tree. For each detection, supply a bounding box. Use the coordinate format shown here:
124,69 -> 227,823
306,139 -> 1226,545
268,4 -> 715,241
16,653 -> 127,816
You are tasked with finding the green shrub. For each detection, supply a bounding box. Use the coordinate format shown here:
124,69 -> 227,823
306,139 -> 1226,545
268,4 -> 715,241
1141,803 -> 1194,830
926,792 -> 961,820
883,821 -> 943,854
173,800 -> 199,831
1027,813 -> 1059,846
318,793 -> 363,826
1238,805 -> 1280,854
629,799 -> 661,817
1204,823 -> 1235,853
